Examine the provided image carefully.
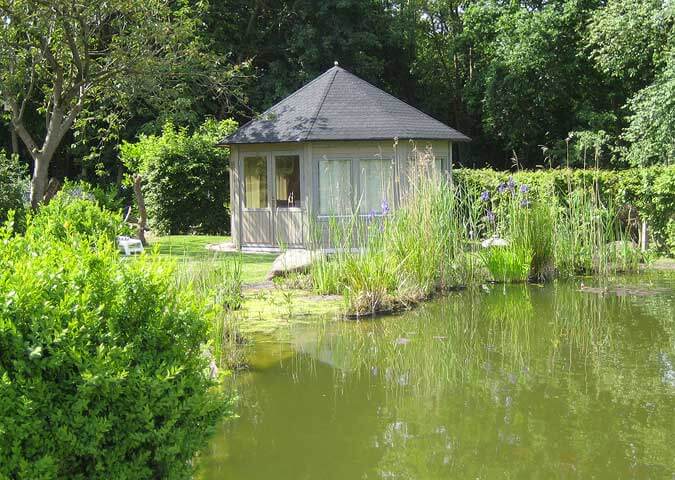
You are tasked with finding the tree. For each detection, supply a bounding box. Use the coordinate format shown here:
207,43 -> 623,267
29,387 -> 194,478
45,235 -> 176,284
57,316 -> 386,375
587,0 -> 674,165
0,0 -> 235,207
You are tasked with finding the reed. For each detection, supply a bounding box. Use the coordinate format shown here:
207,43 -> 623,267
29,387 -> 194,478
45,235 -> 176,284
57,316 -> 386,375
310,150 -> 640,316
310,149 -> 480,316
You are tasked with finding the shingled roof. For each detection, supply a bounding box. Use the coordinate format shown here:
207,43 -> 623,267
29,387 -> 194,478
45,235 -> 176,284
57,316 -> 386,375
222,65 -> 470,145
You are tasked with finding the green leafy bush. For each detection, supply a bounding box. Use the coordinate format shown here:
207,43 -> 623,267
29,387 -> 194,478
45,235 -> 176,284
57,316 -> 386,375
120,119 -> 237,235
61,179 -> 127,213
0,150 -> 28,227
27,190 -> 130,244
0,219 -> 228,479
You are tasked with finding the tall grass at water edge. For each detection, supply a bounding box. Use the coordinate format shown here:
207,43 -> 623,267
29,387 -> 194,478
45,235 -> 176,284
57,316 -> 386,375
172,254 -> 246,368
311,150 -> 481,316
311,150 -> 642,316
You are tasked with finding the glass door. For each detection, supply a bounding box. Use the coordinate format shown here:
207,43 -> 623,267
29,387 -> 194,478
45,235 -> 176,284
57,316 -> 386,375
241,154 -> 273,245
273,154 -> 303,247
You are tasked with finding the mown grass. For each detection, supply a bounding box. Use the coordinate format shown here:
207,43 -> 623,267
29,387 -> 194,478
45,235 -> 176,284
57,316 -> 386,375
149,235 -> 274,284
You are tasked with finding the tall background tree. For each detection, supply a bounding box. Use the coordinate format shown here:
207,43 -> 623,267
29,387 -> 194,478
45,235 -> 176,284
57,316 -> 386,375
1,0 -> 672,187
0,0 -> 248,206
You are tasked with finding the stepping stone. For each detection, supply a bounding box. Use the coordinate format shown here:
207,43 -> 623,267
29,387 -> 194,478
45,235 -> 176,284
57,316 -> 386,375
266,249 -> 320,280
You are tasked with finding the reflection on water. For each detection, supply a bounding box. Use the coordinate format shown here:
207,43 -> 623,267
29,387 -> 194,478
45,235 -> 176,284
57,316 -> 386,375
199,274 -> 675,479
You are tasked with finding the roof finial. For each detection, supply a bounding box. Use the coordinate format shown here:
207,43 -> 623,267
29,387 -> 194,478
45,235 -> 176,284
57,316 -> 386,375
334,60 -> 339,67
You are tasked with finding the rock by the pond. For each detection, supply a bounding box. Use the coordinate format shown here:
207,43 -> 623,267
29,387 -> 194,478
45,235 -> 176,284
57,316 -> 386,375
481,236 -> 509,248
266,249 -> 319,280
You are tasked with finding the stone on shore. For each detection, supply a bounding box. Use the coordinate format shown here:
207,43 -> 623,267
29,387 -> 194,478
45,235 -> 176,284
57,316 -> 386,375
266,249 -> 320,280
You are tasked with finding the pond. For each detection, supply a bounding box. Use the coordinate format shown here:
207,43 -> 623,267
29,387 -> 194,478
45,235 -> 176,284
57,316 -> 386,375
198,274 -> 675,479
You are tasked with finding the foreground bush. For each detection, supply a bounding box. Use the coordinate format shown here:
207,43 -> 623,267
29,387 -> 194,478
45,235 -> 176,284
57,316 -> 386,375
120,119 -> 237,235
27,190 -> 131,244
0,151 -> 28,227
0,219 -> 229,478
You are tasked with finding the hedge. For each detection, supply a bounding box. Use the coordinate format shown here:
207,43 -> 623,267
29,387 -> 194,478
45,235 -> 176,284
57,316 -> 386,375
453,166 -> 675,255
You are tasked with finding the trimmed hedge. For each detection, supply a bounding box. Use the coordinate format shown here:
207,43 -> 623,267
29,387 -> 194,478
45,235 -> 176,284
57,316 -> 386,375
454,166 -> 675,255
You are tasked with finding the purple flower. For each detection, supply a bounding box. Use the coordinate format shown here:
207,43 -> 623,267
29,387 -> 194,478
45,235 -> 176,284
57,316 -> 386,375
520,199 -> 530,208
507,176 -> 516,191
497,183 -> 507,194
519,184 -> 529,194
381,199 -> 390,215
367,209 -> 376,224
480,190 -> 490,202
486,209 -> 495,223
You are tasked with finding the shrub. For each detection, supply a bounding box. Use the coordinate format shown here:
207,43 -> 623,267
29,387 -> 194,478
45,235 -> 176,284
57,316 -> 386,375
61,179 -> 127,213
120,119 -> 237,235
27,190 -> 130,244
0,221 -> 228,479
0,150 -> 28,227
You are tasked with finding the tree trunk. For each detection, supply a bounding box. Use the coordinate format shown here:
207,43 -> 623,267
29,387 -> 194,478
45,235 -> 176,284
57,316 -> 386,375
30,156 -> 50,208
133,174 -> 148,246
43,178 -> 62,204
10,127 -> 19,156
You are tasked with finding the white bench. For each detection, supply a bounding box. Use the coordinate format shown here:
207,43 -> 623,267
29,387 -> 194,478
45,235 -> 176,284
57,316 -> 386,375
117,236 -> 144,256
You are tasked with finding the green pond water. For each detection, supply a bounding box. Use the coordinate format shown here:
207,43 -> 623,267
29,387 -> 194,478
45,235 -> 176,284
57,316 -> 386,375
199,274 -> 675,479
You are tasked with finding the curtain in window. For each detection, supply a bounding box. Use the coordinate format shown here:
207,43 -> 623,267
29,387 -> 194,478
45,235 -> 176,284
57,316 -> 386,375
275,155 -> 301,208
359,158 -> 393,213
319,159 -> 351,215
244,156 -> 267,208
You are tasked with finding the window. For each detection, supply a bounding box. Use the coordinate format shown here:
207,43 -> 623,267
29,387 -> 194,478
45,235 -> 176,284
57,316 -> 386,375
319,159 -> 352,215
244,156 -> 268,208
359,158 -> 394,213
275,155 -> 301,208
408,155 -> 447,176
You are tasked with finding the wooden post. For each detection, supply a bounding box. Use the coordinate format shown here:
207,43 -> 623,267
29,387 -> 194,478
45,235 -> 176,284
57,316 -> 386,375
133,174 -> 148,246
640,220 -> 648,252
448,140 -> 454,187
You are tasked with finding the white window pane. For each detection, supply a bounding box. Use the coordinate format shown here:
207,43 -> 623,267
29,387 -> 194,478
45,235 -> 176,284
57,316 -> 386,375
359,158 -> 393,213
244,156 -> 267,208
408,156 -> 446,175
319,159 -> 351,215
275,155 -> 301,208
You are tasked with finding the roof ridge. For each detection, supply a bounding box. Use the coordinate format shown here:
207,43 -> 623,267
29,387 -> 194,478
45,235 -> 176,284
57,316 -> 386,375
338,69 -> 469,140
304,67 -> 339,141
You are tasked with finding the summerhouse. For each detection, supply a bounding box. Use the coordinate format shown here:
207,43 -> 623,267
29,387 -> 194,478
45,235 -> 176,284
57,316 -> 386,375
220,63 -> 470,249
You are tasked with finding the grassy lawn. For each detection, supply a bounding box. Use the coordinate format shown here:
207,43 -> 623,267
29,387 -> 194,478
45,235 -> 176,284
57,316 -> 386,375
148,235 -> 276,284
